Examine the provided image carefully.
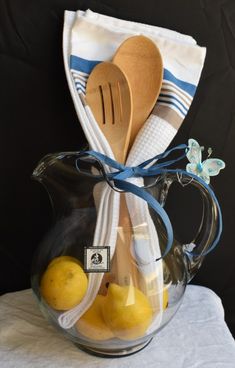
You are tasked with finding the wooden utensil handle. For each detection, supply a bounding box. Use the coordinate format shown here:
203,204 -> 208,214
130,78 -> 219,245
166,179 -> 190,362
115,195 -> 139,286
99,195 -> 139,293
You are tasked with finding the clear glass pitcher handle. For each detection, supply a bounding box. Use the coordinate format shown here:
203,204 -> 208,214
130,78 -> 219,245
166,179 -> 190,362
165,172 -> 219,282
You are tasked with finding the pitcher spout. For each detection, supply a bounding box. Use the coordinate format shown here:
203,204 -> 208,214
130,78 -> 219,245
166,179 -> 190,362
32,152 -> 81,215
32,151 -> 104,217
32,155 -> 51,182
32,153 -> 69,181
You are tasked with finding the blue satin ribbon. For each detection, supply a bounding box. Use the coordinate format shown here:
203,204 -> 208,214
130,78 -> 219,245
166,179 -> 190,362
76,144 -> 222,260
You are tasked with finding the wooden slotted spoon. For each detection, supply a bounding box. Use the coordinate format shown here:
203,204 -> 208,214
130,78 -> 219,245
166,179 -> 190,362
86,62 -> 132,162
86,61 -> 138,288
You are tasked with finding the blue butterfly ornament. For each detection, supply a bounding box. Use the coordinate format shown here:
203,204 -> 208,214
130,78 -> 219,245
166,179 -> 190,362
186,139 -> 225,184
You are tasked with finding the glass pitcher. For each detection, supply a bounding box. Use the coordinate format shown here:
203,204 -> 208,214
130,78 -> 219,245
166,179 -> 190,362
31,150 -> 219,357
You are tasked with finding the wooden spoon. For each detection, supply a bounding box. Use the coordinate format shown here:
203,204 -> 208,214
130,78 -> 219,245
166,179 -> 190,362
86,62 -> 138,288
111,36 -> 163,289
113,35 -> 163,148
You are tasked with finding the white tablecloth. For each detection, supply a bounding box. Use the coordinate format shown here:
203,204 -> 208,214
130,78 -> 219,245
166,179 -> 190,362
0,285 -> 235,368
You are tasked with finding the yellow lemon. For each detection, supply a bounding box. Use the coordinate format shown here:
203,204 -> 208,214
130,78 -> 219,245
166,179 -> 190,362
40,260 -> 87,310
48,255 -> 82,268
76,295 -> 114,340
163,287 -> 168,310
102,283 -> 153,340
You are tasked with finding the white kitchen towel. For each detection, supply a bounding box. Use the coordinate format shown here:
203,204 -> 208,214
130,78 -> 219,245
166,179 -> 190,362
69,9 -> 206,133
59,9 -> 206,332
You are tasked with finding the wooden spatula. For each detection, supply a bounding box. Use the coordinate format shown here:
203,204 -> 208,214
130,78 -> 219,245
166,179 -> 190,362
86,62 -> 133,162
86,62 -> 138,289
113,35 -> 163,147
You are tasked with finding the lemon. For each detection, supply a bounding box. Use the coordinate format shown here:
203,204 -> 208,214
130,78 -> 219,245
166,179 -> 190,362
76,295 -> 114,340
48,255 -> 82,268
102,283 -> 153,340
40,260 -> 88,310
163,287 -> 168,310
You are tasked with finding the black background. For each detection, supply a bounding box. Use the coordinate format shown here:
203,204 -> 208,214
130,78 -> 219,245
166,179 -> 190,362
0,0 -> 234,337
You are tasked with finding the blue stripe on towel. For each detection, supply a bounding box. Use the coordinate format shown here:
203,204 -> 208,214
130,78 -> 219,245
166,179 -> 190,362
158,99 -> 186,117
163,69 -> 196,97
75,82 -> 86,93
70,55 -> 101,74
159,93 -> 188,114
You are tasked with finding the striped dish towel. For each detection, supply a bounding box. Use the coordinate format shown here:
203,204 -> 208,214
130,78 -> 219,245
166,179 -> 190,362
69,9 -> 206,134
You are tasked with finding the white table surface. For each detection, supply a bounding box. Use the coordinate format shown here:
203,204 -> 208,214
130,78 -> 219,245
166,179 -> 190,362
0,285 -> 235,368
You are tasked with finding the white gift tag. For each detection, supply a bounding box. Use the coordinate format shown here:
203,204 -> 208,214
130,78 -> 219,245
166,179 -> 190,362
84,246 -> 110,273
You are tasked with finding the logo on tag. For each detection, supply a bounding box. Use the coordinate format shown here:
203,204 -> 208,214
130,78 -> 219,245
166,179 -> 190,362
84,246 -> 110,273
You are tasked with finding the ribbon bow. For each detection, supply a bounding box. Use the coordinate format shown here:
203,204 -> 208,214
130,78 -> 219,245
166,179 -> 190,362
76,144 -> 222,259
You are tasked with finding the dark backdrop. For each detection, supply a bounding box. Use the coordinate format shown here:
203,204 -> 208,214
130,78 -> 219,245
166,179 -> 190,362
0,0 -> 234,337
